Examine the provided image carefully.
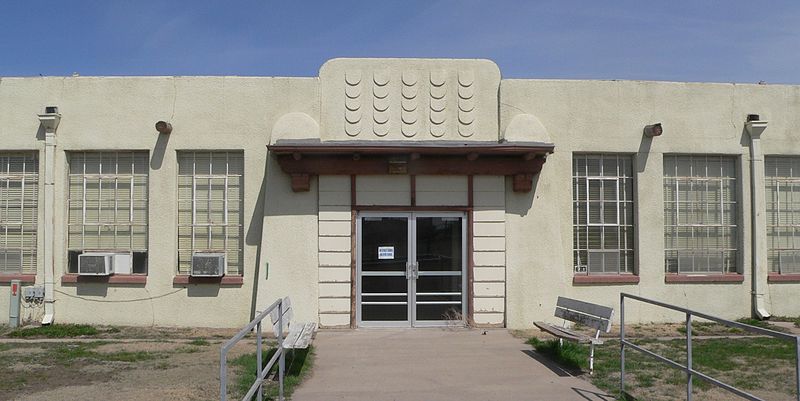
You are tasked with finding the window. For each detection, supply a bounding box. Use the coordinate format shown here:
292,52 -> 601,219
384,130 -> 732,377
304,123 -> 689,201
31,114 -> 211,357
664,155 -> 737,274
67,152 -> 148,274
177,151 -> 243,276
0,153 -> 38,275
573,154 -> 634,275
765,157 -> 800,274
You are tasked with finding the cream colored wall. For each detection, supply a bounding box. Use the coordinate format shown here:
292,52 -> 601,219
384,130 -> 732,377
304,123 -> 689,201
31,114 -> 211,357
2,64 -> 800,330
316,174 -> 506,327
0,76 -> 320,328
319,58 -> 500,141
317,175 -> 353,328
501,79 -> 800,328
472,176 -> 507,326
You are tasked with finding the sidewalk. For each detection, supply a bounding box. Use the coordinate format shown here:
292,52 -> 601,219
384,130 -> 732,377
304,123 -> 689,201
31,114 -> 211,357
291,328 -> 613,401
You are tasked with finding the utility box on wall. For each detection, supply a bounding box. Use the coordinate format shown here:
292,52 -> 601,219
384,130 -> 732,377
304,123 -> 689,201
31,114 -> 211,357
9,279 -> 21,328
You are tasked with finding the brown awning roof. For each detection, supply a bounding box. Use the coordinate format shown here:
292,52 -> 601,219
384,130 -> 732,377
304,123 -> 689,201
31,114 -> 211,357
267,139 -> 554,192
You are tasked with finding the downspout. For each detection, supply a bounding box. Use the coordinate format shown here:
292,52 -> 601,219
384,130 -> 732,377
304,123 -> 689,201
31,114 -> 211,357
746,117 -> 770,319
37,107 -> 60,325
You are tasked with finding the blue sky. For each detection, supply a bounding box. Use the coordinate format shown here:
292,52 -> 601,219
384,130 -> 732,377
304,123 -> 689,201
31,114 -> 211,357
1,1 -> 799,83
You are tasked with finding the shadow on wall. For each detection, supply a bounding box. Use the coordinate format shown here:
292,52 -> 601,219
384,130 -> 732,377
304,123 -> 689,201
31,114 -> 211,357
76,284 -> 109,297
505,173 -> 542,217
246,153 -> 318,320
188,285 -> 220,297
150,133 -> 170,170
246,156 -> 269,320
637,134 -> 653,173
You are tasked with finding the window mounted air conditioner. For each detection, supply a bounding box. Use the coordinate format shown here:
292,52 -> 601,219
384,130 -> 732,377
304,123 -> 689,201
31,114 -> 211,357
191,253 -> 225,277
587,250 -> 620,274
77,252 -> 133,275
779,250 -> 800,274
78,253 -> 114,275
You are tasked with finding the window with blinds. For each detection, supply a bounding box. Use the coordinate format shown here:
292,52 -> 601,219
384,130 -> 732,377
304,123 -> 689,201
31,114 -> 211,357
67,152 -> 149,274
765,157 -> 800,274
177,151 -> 243,276
573,154 -> 635,275
663,155 -> 738,274
0,153 -> 39,275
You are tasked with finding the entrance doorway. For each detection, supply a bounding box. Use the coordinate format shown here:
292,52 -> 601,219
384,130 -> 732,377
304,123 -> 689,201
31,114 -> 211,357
357,212 -> 467,327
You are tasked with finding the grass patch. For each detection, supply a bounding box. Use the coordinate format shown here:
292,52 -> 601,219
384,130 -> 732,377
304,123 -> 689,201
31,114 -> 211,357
100,350 -> 160,362
529,336 -> 797,400
50,342 -> 162,364
176,346 -> 202,354
9,324 -> 99,338
188,338 -> 210,346
232,346 -> 314,401
526,338 -> 584,370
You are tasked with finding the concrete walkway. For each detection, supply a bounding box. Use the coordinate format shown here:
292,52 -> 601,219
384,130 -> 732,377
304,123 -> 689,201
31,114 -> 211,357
291,328 -> 613,401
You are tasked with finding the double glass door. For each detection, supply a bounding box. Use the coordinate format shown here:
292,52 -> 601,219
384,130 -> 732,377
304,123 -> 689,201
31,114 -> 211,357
357,212 -> 466,327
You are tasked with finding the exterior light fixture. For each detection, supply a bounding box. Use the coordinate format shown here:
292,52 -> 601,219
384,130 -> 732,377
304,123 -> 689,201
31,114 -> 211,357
643,123 -> 663,137
155,121 -> 172,135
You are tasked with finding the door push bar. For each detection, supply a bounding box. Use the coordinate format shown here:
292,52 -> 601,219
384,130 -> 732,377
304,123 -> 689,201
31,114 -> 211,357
405,261 -> 419,279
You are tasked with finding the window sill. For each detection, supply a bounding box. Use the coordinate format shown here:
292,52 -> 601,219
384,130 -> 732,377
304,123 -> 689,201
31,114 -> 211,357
61,274 -> 147,284
767,274 -> 800,283
172,275 -> 243,286
573,275 -> 640,285
665,274 -> 743,284
0,274 -> 36,283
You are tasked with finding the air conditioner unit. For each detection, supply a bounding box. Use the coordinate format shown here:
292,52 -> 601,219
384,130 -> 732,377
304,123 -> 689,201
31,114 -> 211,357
587,250 -> 620,274
78,253 -> 114,275
112,253 -> 133,275
191,253 -> 225,277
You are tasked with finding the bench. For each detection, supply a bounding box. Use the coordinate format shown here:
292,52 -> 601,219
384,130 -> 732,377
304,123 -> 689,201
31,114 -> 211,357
534,296 -> 614,374
269,297 -> 317,349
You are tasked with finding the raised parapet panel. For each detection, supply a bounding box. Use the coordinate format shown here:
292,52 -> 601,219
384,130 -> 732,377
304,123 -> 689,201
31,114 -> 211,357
320,58 -> 500,141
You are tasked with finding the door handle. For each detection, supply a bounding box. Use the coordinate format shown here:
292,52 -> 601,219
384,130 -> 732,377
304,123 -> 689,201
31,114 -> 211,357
405,262 -> 419,280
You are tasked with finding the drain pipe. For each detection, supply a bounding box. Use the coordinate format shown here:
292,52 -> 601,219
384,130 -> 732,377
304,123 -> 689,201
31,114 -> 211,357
37,107 -> 60,325
745,115 -> 771,319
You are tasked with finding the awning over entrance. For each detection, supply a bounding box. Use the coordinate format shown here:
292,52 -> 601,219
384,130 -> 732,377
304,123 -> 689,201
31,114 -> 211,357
267,139 -> 555,193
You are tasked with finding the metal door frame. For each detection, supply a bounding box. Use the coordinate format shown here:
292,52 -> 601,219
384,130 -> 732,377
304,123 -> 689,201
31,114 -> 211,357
356,211 -> 467,328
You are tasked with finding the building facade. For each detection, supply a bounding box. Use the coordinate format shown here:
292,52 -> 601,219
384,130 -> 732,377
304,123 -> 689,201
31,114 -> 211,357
1,58 -> 799,329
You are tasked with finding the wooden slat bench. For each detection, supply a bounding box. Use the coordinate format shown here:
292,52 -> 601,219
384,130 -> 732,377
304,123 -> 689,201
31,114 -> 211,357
534,296 -> 614,374
269,297 -> 317,349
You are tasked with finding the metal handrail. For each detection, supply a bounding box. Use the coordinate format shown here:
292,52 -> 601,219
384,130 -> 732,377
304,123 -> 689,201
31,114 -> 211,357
620,293 -> 800,401
220,298 -> 286,401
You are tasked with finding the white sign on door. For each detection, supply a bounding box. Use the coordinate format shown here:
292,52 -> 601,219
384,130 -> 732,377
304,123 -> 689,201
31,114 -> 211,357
378,246 -> 395,260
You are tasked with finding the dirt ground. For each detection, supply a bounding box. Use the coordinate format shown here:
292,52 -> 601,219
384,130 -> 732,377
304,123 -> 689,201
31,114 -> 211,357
0,326 -> 254,401
2,322 -> 797,401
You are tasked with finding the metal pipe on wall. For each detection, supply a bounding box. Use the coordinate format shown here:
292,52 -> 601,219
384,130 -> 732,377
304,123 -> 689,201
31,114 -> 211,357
746,118 -> 771,319
37,108 -> 60,325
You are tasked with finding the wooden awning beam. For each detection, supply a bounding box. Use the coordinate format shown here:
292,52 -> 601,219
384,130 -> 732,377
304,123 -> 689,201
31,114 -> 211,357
267,140 -> 554,193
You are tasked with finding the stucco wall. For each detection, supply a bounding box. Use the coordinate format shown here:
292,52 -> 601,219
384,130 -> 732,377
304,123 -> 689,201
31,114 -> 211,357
0,76 -> 320,328
2,64 -> 799,330
501,79 -> 800,327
